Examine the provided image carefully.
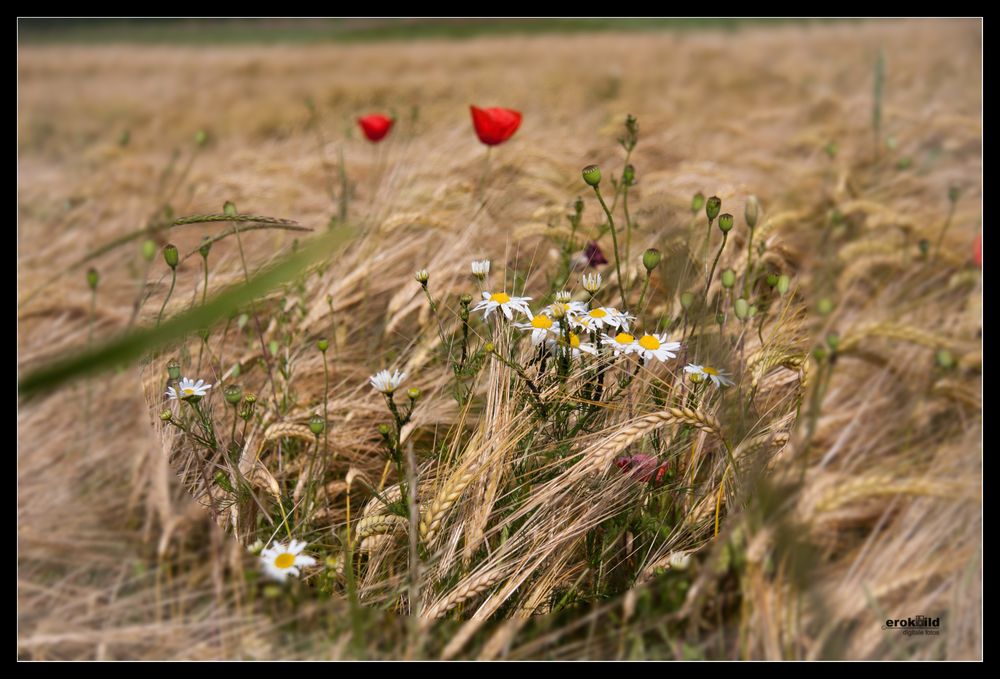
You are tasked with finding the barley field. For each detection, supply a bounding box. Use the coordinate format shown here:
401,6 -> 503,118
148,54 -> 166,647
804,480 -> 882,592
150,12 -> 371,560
17,19 -> 982,660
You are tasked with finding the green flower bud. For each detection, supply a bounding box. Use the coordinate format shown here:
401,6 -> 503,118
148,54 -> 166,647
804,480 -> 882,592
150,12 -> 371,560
642,248 -> 661,272
223,201 -> 237,217
766,273 -> 780,288
414,269 -> 429,284
484,342 -> 496,354
748,304 -> 759,318
745,195 -> 760,229
813,345 -> 829,361
680,291 -> 695,310
268,340 -> 279,356
718,213 -> 734,233
309,413 -> 326,435
141,239 -> 157,262
918,239 -> 931,257
716,312 -> 725,326
826,333 -> 840,352
688,371 -> 704,384
460,293 -> 473,306
622,164 -> 636,186
776,275 -> 790,296
224,384 -> 243,405
86,267 -> 99,291
166,361 -> 181,380
407,387 -> 421,401
199,236 -> 212,259
720,268 -> 736,289
573,196 -> 584,215
691,192 -> 705,214
377,423 -> 391,436
240,393 -> 257,421
935,349 -> 955,369
160,410 -> 172,422
317,338 -> 329,352
194,130 -> 208,146
734,298 -> 750,320
817,298 -> 835,316
582,164 -> 602,187
163,244 -> 179,269
706,196 -> 722,222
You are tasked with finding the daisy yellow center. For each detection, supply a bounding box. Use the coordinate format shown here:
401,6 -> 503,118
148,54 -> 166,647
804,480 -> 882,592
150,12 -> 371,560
615,333 -> 635,344
588,308 -> 608,318
638,335 -> 661,351
704,367 -> 719,376
183,387 -> 195,395
490,292 -> 511,304
569,333 -> 581,348
274,552 -> 295,569
531,315 -> 553,329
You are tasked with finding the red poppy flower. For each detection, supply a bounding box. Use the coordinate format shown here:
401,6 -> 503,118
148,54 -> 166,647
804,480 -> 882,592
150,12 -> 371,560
584,241 -> 608,267
615,454 -> 669,485
358,114 -> 394,143
470,105 -> 522,146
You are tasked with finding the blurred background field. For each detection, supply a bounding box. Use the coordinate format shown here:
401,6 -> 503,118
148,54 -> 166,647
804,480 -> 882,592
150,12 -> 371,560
17,18 -> 981,659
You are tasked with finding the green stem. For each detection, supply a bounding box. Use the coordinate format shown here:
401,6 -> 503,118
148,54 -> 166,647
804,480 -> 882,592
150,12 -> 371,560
742,228 -> 756,299
592,186 -> 627,310
704,232 -> 728,302
156,268 -> 176,327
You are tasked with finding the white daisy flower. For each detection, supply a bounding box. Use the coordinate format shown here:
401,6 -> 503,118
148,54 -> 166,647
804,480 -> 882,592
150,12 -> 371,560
547,331 -> 597,358
471,260 -> 491,280
572,306 -> 629,331
684,363 -> 735,388
634,333 -> 682,363
554,290 -> 573,303
603,331 -> 638,357
472,291 -> 532,320
515,313 -> 560,346
166,377 -> 212,401
545,299 -> 587,320
581,272 -> 602,294
259,539 -> 317,583
369,369 -> 406,394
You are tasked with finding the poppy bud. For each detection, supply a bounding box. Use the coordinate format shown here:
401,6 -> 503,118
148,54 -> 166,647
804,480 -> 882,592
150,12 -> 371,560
199,237 -> 212,259
460,293 -> 473,306
224,385 -> 243,405
623,164 -> 636,186
935,349 -> 955,369
309,414 -> 326,435
718,213 -> 734,233
195,130 -> 208,146
224,201 -> 237,217
817,298 -> 835,316
745,196 -> 760,229
813,345 -> 829,361
407,387 -> 421,401
826,333 -> 840,352
706,196 -> 722,222
141,239 -> 157,262
166,361 -> 181,380
680,291 -> 695,310
470,106 -> 522,146
734,298 -> 750,320
716,312 -> 725,325
377,423 -> 391,436
748,304 -> 759,318
582,165 -> 602,187
720,269 -> 736,289
163,244 -> 179,269
642,248 -> 661,272
414,269 -> 429,285
766,273 -> 780,287
317,338 -> 329,353
573,196 -> 584,215
86,267 -> 99,291
776,275 -> 790,296
691,192 -> 705,214
357,114 -> 394,143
